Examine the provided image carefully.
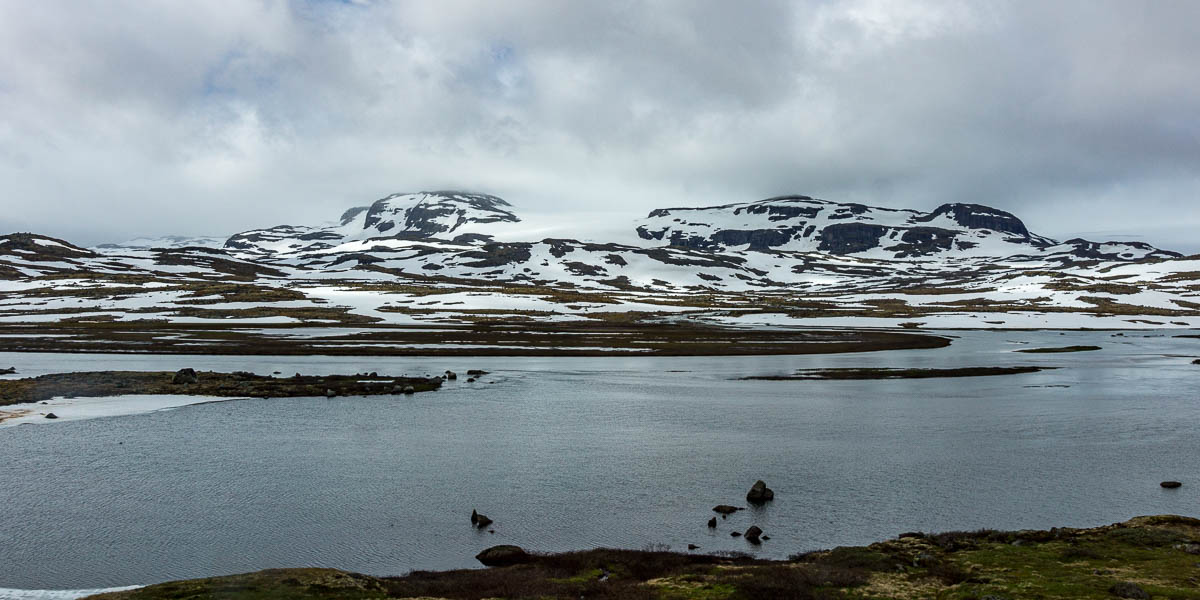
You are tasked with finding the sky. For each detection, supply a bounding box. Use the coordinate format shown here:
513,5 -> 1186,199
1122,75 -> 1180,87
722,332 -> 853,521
1,0 -> 1198,251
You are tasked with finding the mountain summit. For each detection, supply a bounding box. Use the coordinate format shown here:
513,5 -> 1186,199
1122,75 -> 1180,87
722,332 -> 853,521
4,190 -> 1195,330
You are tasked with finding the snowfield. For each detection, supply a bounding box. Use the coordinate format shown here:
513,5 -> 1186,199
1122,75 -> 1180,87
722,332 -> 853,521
0,191 -> 1196,329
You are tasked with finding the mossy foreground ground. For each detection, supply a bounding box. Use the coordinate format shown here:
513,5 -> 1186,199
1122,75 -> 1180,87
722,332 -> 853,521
88,515 -> 1200,599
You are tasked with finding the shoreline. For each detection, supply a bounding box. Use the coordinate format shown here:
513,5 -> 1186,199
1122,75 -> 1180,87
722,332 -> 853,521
0,323 -> 952,357
69,515 -> 1200,600
0,394 -> 241,427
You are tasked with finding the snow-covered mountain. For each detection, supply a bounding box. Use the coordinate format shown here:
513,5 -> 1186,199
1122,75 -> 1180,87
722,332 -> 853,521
635,195 -> 1176,261
225,191 -> 520,255
1,190 -> 1197,329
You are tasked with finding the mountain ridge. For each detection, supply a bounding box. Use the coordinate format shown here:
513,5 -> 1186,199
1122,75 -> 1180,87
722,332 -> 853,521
2,191 -> 1198,330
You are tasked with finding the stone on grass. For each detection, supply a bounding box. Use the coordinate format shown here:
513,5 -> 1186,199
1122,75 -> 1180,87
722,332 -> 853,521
172,368 -> 198,384
475,545 -> 529,567
1109,582 -> 1149,599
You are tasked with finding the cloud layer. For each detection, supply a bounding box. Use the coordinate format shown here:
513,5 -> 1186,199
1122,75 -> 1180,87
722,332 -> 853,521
1,0 -> 1197,250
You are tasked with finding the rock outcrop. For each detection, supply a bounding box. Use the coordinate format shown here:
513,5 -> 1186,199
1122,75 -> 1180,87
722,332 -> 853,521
746,480 -> 774,504
475,545 -> 530,567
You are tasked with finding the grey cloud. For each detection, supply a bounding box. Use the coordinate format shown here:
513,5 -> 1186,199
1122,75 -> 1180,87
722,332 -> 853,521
0,0 -> 1197,251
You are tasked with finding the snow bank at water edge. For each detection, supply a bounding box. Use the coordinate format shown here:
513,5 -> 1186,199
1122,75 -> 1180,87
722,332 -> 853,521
0,586 -> 142,600
0,394 -> 240,427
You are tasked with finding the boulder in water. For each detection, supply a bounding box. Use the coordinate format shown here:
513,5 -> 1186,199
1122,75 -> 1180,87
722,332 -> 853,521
744,526 -> 763,544
746,480 -> 775,504
1161,481 -> 1183,489
471,510 -> 493,528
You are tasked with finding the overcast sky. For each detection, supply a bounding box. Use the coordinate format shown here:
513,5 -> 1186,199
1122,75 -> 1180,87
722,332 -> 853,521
1,1 -> 1197,250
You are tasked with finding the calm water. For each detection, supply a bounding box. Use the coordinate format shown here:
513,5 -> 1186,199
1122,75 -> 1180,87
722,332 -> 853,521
0,330 -> 1197,590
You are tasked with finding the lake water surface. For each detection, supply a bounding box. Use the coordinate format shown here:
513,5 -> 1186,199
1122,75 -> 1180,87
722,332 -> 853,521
1,330 -> 1197,591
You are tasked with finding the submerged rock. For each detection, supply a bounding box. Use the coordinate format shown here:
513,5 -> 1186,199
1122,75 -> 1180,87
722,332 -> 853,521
746,480 -> 775,504
172,368 -> 198,385
475,545 -> 529,567
744,526 -> 763,544
467,369 -> 488,376
713,505 -> 742,515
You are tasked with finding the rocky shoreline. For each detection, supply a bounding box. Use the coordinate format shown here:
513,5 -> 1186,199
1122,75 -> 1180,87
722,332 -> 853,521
0,369 -> 443,407
84,515 -> 1200,599
0,322 -> 951,357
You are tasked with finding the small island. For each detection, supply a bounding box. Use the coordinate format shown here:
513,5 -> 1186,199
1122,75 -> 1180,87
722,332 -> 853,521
741,366 -> 1051,381
1016,345 -> 1103,354
0,370 -> 443,406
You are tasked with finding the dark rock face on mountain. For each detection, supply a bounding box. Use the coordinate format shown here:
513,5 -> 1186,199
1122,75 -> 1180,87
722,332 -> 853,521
817,223 -> 889,255
914,203 -> 1031,237
361,191 -> 518,238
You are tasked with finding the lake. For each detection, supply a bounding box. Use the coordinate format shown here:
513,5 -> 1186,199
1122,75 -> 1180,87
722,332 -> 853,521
0,329 -> 1197,593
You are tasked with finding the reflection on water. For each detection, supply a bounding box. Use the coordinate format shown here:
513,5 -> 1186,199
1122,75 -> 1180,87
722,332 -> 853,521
0,330 -> 1197,590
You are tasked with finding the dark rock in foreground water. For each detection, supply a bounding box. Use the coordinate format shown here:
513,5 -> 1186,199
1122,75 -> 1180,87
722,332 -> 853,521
44,412 -> 58,419
744,525 -> 763,544
475,545 -> 530,567
1161,481 -> 1183,489
707,517 -> 717,528
712,505 -> 742,515
0,367 -> 15,375
746,480 -> 774,504
471,510 -> 493,528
